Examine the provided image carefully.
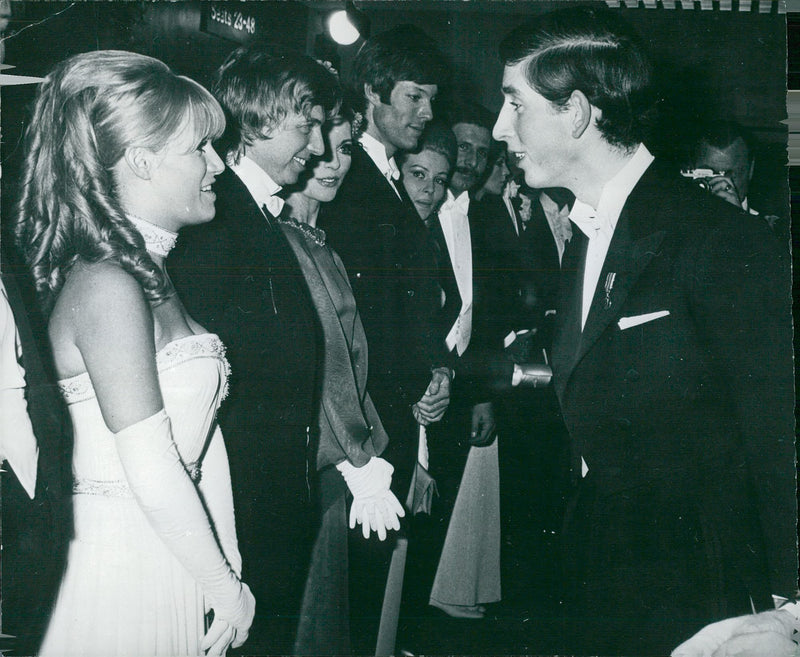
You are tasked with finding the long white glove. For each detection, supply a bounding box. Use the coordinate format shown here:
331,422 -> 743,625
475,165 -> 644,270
336,456 -> 405,541
114,410 -> 254,650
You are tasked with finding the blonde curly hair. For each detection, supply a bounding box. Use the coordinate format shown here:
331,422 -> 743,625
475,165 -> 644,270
15,50 -> 225,315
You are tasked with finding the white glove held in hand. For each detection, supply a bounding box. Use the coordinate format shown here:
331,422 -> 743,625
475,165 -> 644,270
336,457 -> 405,540
114,410 -> 255,645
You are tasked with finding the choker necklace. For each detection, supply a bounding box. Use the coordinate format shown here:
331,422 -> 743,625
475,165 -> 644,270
279,216 -> 326,247
127,214 -> 178,257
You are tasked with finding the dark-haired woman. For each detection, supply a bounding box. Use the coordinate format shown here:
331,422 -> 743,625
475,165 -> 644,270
281,106 -> 404,655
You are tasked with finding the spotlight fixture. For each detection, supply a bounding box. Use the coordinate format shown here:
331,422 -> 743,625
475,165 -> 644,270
327,1 -> 370,46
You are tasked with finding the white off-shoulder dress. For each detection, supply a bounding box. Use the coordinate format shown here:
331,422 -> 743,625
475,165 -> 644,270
39,333 -> 238,657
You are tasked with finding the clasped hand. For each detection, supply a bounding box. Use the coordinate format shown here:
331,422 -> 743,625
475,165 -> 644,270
412,368 -> 451,426
337,457 -> 405,541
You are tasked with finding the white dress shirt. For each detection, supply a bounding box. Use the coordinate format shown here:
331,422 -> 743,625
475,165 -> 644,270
228,154 -> 285,217
438,190 -> 473,356
570,144 -> 654,330
359,132 -> 401,199
501,180 -> 522,236
0,280 -> 39,499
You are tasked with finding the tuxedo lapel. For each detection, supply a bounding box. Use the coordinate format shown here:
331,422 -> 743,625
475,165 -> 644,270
552,172 -> 669,399
552,228 -> 587,401
576,214 -> 666,365
427,209 -> 461,333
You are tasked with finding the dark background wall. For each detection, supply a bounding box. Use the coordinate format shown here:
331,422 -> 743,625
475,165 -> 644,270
305,1 -> 787,214
0,1 -> 789,235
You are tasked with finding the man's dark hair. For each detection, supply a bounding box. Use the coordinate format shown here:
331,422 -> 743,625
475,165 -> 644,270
396,121 -> 458,171
692,120 -> 753,162
213,43 -> 341,160
445,101 -> 495,133
499,6 -> 654,150
350,24 -> 449,111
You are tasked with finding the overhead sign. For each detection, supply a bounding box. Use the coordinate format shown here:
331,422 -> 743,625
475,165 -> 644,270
201,3 -> 257,42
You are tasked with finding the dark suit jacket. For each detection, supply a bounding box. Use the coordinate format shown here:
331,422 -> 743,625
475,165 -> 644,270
472,192 -> 564,335
423,202 -> 489,469
1,255 -> 72,656
318,145 -> 446,496
552,163 -> 796,651
427,199 -> 510,387
168,167 -> 322,652
170,167 -> 320,433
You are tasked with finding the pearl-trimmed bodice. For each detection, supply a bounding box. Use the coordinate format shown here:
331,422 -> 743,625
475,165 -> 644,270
60,333 -> 230,491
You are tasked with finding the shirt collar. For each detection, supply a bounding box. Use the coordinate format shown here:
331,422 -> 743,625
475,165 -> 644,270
228,154 -> 284,215
570,143 -> 654,240
742,197 -> 759,215
359,131 -> 400,181
440,189 -> 470,216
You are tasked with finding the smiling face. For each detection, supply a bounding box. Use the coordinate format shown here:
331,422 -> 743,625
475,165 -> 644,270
147,127 -> 225,231
368,80 -> 437,156
450,122 -> 491,196
493,60 -> 572,190
247,105 -> 325,186
400,148 -> 451,220
303,120 -> 354,204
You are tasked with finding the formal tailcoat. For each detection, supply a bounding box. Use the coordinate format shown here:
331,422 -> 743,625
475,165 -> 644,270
423,202 -> 489,475
168,166 -> 322,654
551,163 -> 796,652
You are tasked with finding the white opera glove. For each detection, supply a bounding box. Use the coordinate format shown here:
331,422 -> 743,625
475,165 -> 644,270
114,410 -> 255,648
336,456 -> 405,541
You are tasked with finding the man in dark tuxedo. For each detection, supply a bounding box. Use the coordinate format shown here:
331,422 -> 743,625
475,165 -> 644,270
317,26 -> 451,652
472,160 -> 575,627
318,25 -> 452,504
494,7 -> 795,655
396,104 -> 502,628
429,102 -> 498,451
168,45 -> 340,655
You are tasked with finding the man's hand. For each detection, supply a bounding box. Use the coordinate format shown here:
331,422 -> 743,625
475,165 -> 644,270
705,175 -> 742,208
469,402 -> 496,446
412,368 -> 451,425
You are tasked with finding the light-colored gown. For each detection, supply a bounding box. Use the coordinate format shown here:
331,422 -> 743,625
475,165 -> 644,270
39,333 -> 237,657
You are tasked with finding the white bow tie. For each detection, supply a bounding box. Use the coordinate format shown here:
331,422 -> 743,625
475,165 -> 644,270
386,159 -> 400,182
441,192 -> 470,216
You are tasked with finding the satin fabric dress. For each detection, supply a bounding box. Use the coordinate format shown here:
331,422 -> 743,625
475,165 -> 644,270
40,334 -> 238,657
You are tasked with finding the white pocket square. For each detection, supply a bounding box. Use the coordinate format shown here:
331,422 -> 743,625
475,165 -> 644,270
618,310 -> 670,330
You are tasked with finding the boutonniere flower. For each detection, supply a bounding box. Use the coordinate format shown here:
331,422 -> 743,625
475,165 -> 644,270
518,194 -> 532,225
505,180 -> 520,199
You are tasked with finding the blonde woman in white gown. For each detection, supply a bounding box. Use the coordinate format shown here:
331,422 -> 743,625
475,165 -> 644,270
14,50 -> 254,656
